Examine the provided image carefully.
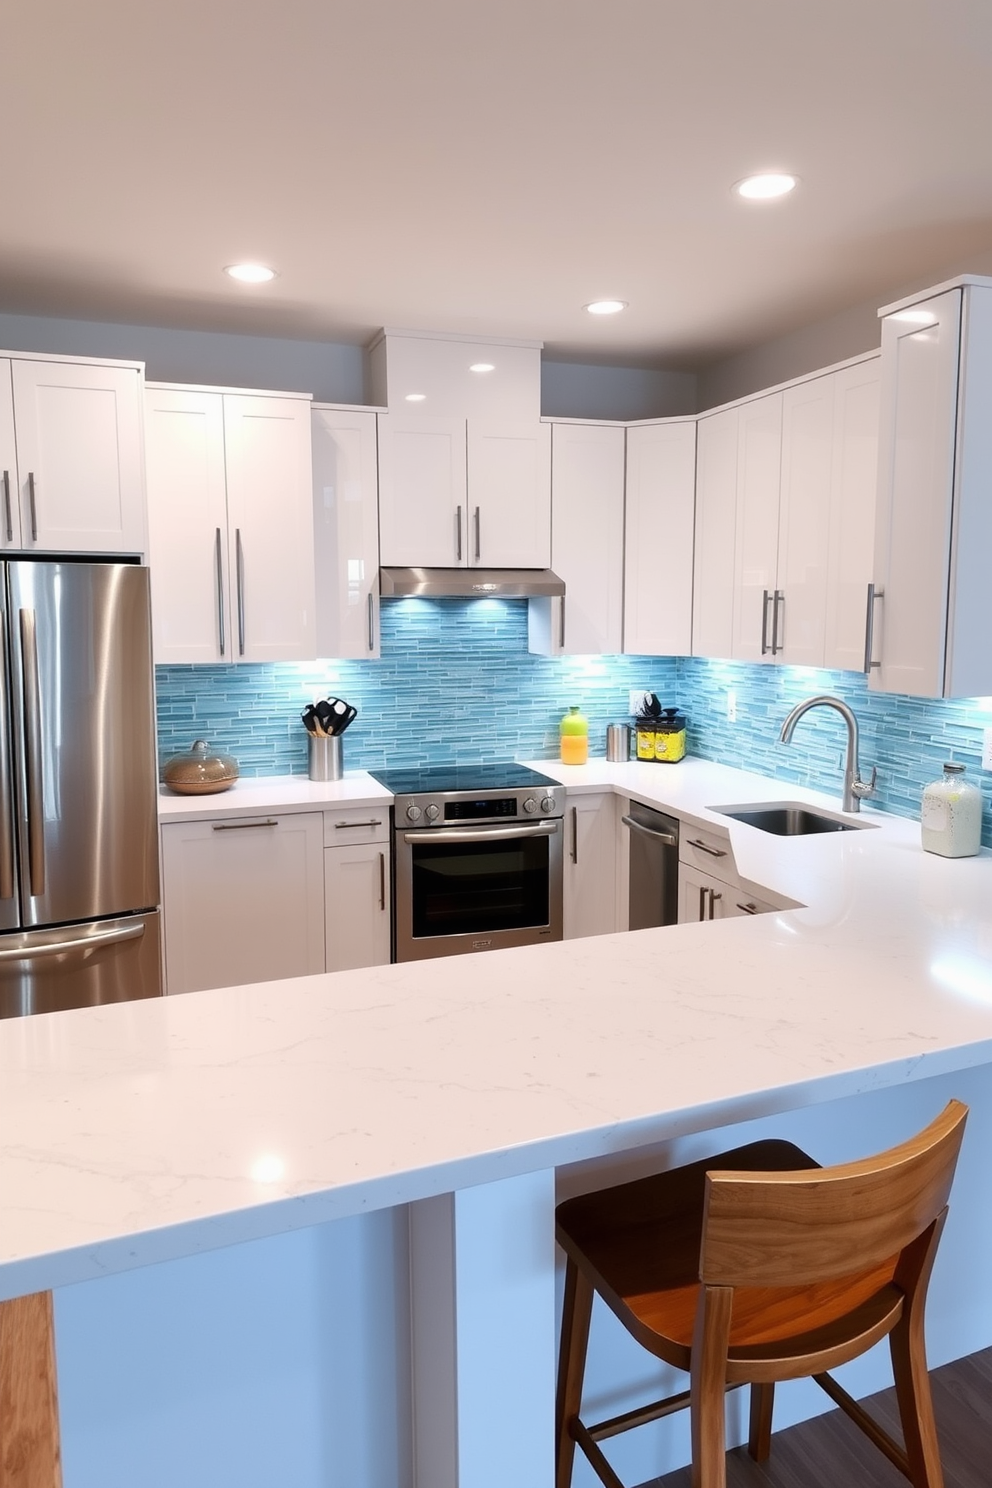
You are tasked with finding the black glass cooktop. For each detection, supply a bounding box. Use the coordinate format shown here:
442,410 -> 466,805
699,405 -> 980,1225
370,763 -> 560,797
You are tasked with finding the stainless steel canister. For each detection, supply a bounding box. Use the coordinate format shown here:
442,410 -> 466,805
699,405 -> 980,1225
308,733 -> 343,781
606,724 -> 631,762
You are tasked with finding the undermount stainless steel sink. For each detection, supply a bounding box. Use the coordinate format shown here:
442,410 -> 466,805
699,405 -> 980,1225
714,803 -> 872,836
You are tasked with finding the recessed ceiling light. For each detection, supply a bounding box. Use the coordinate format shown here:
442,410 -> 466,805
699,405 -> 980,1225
469,362 -> 495,373
405,392 -> 427,402
225,263 -> 276,283
890,309 -> 938,325
734,173 -> 798,201
585,300 -> 627,316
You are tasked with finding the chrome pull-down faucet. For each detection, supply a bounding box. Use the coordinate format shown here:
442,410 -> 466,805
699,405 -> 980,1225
779,694 -> 876,814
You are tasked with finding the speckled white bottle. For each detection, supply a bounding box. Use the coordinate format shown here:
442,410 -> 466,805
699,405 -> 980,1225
921,762 -> 983,857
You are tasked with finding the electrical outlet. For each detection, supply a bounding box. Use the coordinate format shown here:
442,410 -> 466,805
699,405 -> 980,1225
983,727 -> 992,771
629,689 -> 650,715
727,689 -> 737,723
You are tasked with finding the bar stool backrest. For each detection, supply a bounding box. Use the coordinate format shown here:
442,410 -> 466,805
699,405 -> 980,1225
699,1099 -> 968,1287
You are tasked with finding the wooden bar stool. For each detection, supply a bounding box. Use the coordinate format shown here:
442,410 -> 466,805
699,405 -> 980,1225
556,1099 -> 968,1488
0,1290 -> 62,1487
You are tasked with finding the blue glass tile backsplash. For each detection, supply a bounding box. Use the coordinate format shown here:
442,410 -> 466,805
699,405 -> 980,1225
156,599 -> 992,844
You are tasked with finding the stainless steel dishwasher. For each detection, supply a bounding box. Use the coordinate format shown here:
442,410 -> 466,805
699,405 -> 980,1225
622,801 -> 680,929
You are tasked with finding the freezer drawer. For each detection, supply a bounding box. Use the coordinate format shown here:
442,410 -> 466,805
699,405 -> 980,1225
0,910 -> 162,1018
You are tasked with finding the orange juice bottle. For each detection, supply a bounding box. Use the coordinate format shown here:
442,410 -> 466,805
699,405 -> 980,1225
560,706 -> 589,765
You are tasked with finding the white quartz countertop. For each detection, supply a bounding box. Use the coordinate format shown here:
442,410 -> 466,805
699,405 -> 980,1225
4,758 -> 992,1300
158,770 -> 392,821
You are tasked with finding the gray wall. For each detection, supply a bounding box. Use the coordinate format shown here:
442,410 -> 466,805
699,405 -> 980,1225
540,360 -> 697,419
0,310 -> 694,421
698,247 -> 992,409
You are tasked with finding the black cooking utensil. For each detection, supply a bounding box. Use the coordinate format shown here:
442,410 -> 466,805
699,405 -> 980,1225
315,699 -> 336,736
301,704 -> 323,736
335,704 -> 358,733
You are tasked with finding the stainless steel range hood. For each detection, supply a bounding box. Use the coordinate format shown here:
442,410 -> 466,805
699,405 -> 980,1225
380,567 -> 565,599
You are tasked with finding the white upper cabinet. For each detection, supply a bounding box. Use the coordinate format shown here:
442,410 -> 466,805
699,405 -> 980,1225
731,391 -> 783,663
869,282 -> 992,697
377,413 -> 466,566
528,422 -> 624,656
312,406 -> 381,659
466,420 -> 551,567
145,384 -> 315,664
824,358 -> 880,672
623,420 -> 696,656
693,355 -> 880,670
372,328 -> 551,569
4,355 -> 145,553
692,407 -> 738,659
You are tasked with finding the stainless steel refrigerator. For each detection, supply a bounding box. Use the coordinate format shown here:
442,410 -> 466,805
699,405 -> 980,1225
0,560 -> 161,1017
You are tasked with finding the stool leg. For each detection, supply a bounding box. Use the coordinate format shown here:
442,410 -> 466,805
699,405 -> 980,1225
690,1286 -> 733,1488
0,1291 -> 62,1488
747,1382 -> 774,1462
556,1257 -> 594,1488
889,1315 -> 944,1488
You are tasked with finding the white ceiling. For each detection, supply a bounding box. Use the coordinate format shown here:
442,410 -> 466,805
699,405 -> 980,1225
4,0 -> 992,369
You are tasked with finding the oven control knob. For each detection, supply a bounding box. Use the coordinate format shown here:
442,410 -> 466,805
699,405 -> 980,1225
522,796 -> 538,814
425,803 -> 440,822
406,804 -> 423,823
540,795 -> 556,813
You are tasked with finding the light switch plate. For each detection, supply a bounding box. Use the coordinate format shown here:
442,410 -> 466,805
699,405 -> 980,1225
983,727 -> 992,771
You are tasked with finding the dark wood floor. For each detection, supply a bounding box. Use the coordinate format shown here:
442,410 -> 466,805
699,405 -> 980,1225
637,1347 -> 992,1488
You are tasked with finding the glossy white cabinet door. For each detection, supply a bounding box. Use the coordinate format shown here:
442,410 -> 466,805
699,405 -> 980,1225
731,392 -> 783,664
0,361 -> 19,548
312,407 -> 380,660
825,358 -> 880,672
324,843 -> 391,971
623,420 -> 696,656
776,375 -> 834,666
529,423 -> 624,657
223,394 -> 316,663
692,407 -> 738,660
377,413 -> 467,566
162,814 -> 326,995
11,358 -> 145,553
466,420 -> 551,568
145,387 -> 230,663
563,793 -> 619,940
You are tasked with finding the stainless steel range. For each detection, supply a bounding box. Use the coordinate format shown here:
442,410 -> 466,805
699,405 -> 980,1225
370,764 -> 565,962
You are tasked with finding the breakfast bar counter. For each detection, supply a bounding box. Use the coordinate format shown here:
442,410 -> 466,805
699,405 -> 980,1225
7,760 -> 992,1485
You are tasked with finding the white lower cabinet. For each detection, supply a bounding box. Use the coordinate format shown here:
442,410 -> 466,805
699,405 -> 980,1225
323,806 -> 391,971
161,813 -> 326,994
678,862 -> 777,924
563,792 -> 619,939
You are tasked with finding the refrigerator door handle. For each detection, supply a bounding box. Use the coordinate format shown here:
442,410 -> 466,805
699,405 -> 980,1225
19,608 -> 45,897
0,920 -> 144,963
0,608 -> 14,899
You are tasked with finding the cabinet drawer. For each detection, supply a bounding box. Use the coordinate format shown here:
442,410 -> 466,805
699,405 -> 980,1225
323,804 -> 390,846
679,823 -> 736,877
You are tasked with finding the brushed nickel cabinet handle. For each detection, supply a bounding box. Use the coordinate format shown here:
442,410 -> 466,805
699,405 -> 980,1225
367,592 -> 375,652
709,889 -> 722,920
771,589 -> 784,655
455,505 -> 463,561
235,528 -> 246,655
334,819 -> 383,829
559,595 -> 566,649
864,583 -> 884,673
474,506 -> 481,561
571,805 -> 578,864
378,851 -> 386,911
698,885 -> 707,922
27,472 -> 38,542
212,818 -> 278,831
686,837 -> 727,858
760,588 -> 771,655
1,471 -> 11,543
736,901 -> 759,915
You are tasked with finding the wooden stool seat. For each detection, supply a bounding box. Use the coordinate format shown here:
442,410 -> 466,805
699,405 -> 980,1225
555,1103 -> 968,1488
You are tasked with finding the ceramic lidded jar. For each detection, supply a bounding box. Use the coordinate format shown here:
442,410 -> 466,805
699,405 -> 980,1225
162,739 -> 239,795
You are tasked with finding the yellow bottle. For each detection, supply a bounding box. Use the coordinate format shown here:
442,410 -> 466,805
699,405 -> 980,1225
560,706 -> 589,765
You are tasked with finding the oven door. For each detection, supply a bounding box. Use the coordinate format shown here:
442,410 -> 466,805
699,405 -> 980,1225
393,819 -> 563,962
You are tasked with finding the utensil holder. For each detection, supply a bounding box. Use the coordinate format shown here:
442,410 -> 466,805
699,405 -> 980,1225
308,734 -> 342,782
606,724 -> 631,762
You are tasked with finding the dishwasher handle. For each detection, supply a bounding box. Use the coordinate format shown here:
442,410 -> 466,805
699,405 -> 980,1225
621,813 -> 678,846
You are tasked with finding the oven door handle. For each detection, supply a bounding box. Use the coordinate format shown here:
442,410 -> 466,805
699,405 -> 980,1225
402,822 -> 559,845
